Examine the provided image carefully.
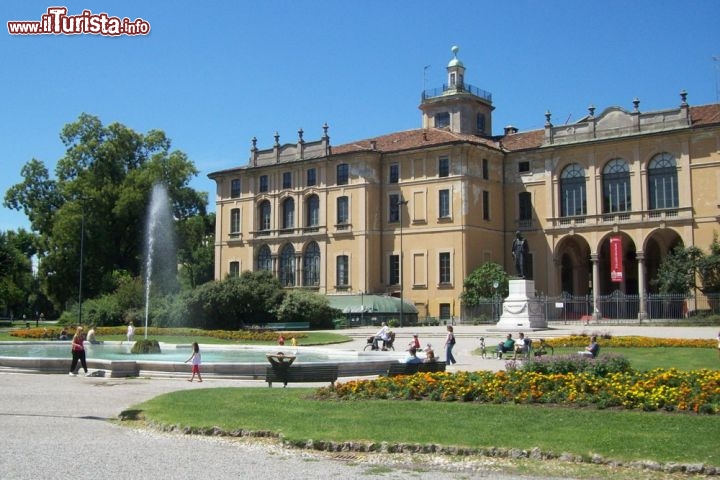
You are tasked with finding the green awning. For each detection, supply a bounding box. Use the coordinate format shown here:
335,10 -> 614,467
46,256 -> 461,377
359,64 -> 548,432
327,294 -> 417,314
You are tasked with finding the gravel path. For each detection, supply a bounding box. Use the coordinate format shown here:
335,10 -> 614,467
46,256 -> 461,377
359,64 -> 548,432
0,373 -> 554,480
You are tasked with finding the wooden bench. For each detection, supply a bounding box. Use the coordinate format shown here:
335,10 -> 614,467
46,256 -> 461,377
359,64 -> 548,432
265,364 -> 338,387
386,361 -> 447,376
263,322 -> 311,331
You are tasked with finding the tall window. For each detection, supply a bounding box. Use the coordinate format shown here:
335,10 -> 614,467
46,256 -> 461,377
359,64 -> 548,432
482,190 -> 490,220
389,193 -> 400,223
389,254 -> 400,285
229,261 -> 240,277
648,153 -> 678,210
306,195 -> 319,227
336,255 -> 349,286
259,175 -> 268,192
602,158 -> 631,213
560,163 -> 587,217
482,158 -> 489,180
258,200 -> 271,232
230,179 -> 241,198
337,163 -> 349,185
306,167 -> 316,187
439,189 -> 451,218
279,244 -> 295,287
282,172 -> 292,189
256,245 -> 271,272
439,252 -> 451,284
230,208 -> 240,234
303,242 -> 320,286
282,197 -> 294,230
435,112 -> 450,128
336,196 -> 349,227
519,192 -> 532,225
438,157 -> 449,177
477,113 -> 486,134
439,303 -> 451,320
389,163 -> 399,184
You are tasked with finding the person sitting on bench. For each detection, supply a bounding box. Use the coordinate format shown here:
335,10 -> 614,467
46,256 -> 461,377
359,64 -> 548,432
496,333 -> 515,358
578,336 -> 600,358
266,352 -> 296,387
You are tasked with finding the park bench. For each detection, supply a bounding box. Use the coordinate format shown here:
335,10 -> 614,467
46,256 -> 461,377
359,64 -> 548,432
262,322 -> 310,330
265,364 -> 338,387
386,361 -> 447,377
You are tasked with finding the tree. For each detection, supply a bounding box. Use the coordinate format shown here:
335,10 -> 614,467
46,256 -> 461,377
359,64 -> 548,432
4,114 -> 209,310
273,290 -> 341,329
177,213 -> 215,289
651,245 -> 703,295
0,229 -> 41,318
460,262 -> 509,306
697,234 -> 720,294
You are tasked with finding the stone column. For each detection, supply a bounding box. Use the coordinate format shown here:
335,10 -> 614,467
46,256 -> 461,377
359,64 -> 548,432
591,253 -> 601,320
636,251 -> 648,321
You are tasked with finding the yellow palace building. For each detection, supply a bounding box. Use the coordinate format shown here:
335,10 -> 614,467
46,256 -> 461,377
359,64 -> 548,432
209,47 -> 720,322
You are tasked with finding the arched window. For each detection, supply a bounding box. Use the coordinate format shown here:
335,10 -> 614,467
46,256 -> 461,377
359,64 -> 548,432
648,153 -> 678,210
256,244 -> 272,272
560,163 -> 586,217
258,200 -> 271,232
602,158 -> 631,213
282,197 -> 294,230
303,242 -> 320,286
279,244 -> 295,287
306,195 -> 319,227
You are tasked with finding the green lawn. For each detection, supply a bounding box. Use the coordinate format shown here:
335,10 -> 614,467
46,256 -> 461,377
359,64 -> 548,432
550,346 -> 718,371
130,387 -> 720,467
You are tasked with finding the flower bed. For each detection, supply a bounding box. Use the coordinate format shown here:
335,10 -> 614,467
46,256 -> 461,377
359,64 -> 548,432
317,368 -> 720,414
544,335 -> 714,348
9,326 -> 307,342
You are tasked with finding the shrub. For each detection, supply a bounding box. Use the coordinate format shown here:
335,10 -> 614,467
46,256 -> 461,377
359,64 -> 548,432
520,353 -> 632,376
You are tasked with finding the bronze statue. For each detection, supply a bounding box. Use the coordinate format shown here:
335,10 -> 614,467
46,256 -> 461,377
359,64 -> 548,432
512,231 -> 529,278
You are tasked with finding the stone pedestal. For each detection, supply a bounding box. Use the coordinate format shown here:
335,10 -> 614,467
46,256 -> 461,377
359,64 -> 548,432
495,279 -> 547,330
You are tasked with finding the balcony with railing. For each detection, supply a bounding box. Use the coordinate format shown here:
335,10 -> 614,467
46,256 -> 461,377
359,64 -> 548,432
422,83 -> 492,102
547,206 -> 692,232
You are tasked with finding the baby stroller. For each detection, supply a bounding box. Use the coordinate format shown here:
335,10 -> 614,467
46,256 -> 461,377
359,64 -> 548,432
364,331 -> 395,351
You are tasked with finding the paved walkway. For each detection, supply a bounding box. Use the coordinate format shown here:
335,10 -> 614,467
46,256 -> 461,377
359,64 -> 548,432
1,324 -> 717,479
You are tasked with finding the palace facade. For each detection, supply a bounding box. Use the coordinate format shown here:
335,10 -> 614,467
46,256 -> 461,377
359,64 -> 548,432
208,47 -> 720,321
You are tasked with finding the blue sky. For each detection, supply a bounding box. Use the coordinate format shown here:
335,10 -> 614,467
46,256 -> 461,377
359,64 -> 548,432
2,1 -> 719,232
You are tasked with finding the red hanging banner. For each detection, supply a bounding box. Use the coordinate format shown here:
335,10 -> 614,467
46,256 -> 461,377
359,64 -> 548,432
610,236 -> 623,282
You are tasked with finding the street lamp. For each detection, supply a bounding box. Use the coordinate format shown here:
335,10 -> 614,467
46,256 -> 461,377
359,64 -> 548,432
398,199 -> 408,327
492,280 -> 499,322
78,211 -> 85,325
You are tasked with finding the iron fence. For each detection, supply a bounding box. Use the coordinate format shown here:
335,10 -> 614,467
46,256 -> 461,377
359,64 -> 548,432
458,292 -> 720,325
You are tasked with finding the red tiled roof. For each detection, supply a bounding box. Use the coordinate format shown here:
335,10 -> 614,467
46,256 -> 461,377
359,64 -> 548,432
497,129 -> 544,152
690,104 -> 720,127
332,128 -> 501,155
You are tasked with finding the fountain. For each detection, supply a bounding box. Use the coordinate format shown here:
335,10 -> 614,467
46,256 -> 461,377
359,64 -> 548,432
143,183 -> 176,339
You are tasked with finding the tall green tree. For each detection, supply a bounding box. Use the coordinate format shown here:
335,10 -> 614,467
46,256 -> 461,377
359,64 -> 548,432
177,213 -> 215,289
4,114 -> 208,309
0,229 -> 42,317
651,245 -> 703,295
460,262 -> 509,306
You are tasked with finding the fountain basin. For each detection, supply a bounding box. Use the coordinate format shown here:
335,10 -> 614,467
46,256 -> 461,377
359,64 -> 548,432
0,342 -> 403,378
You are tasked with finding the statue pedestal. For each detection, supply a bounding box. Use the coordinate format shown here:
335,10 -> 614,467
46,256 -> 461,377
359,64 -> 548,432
495,279 -> 547,330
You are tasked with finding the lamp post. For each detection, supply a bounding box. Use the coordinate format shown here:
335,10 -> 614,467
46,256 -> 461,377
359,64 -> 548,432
78,211 -> 85,325
398,199 -> 408,327
492,280 -> 499,322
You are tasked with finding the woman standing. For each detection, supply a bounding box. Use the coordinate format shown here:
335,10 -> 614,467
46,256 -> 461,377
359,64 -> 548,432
69,326 -> 89,376
445,325 -> 457,365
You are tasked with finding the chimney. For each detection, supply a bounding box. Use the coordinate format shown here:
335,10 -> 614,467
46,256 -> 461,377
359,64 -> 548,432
504,125 -> 518,135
